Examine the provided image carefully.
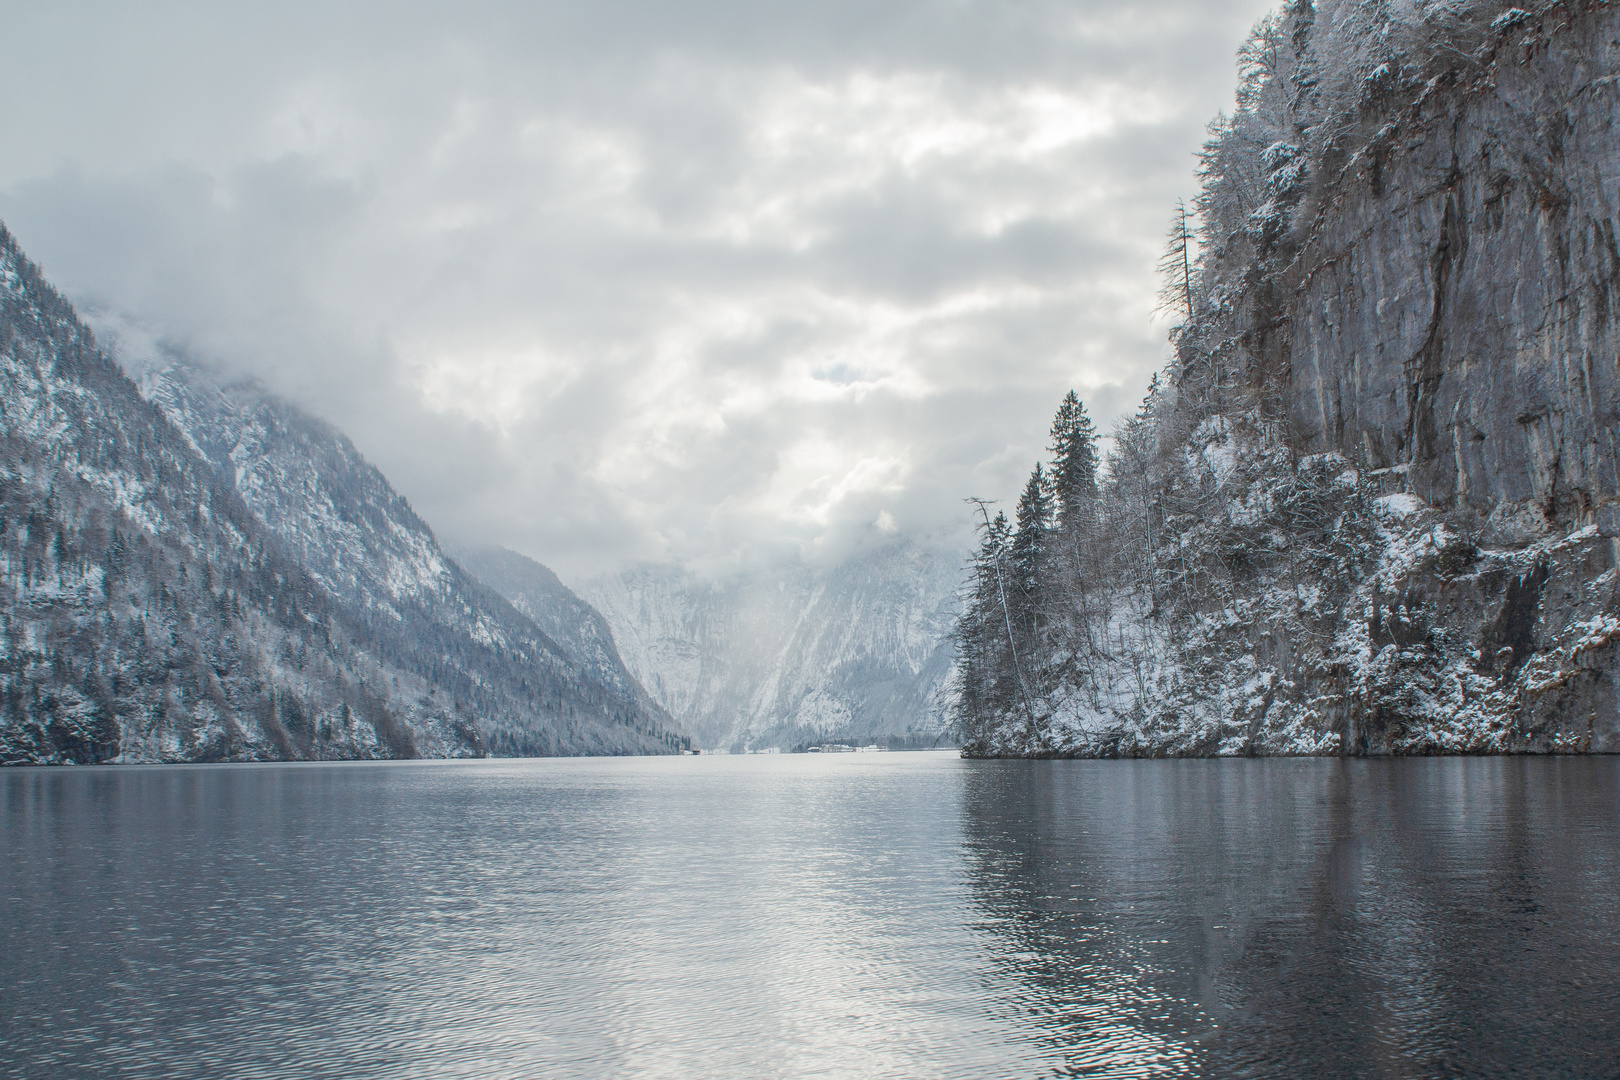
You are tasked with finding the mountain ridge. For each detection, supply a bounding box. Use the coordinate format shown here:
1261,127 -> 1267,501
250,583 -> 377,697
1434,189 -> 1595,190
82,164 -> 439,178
131,353 -> 685,757
0,225 -> 684,762
450,544 -> 671,730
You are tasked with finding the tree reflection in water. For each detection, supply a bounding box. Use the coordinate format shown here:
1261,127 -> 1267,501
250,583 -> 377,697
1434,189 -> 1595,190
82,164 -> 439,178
958,758 -> 1620,1079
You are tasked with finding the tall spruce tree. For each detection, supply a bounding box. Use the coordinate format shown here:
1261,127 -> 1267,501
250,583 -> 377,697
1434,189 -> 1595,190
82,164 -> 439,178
1048,391 -> 1099,537
1010,464 -> 1052,602
953,505 -> 1015,746
1008,461 -> 1053,678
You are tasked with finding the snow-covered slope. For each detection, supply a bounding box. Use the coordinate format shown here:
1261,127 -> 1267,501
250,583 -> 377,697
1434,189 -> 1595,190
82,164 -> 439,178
0,224 -> 460,762
121,354 -> 683,758
135,359 -> 459,619
452,545 -> 664,723
581,543 -> 960,751
0,223 -> 682,762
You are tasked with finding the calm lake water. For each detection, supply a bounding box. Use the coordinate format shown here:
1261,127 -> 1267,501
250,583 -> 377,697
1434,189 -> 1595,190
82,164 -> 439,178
3,754 -> 1619,1079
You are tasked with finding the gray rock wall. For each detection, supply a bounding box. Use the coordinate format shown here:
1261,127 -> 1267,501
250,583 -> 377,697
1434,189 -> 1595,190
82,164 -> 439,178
1284,14 -> 1620,534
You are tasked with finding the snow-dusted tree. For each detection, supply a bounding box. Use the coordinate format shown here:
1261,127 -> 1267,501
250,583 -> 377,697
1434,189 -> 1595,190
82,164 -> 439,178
1156,203 -> 1197,325
1048,392 -> 1099,538
952,503 -> 1040,748
1105,373 -> 1166,601
1010,464 -> 1052,621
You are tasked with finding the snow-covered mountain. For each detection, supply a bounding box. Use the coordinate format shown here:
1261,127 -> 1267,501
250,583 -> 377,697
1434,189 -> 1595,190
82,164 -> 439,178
580,543 -> 961,751
451,545 -> 663,722
0,214 -> 952,763
132,354 -> 684,759
0,223 -> 682,762
0,225 -> 442,763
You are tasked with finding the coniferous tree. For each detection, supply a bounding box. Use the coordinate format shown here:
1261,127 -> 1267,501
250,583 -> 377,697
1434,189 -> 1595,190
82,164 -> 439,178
1107,373 -> 1166,603
1010,464 -> 1051,614
1156,202 -> 1196,324
953,505 -> 1014,746
1045,393 -> 1103,677
1048,392 -> 1099,539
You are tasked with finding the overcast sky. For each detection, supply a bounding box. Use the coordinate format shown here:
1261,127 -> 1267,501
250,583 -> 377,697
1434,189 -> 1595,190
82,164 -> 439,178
0,0 -> 1274,579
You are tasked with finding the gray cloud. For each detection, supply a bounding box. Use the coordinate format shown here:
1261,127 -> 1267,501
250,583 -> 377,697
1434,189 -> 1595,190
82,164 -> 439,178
0,0 -> 1276,578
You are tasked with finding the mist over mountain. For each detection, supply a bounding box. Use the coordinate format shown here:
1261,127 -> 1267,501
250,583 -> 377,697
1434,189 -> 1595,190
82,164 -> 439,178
0,227 -> 683,763
0,213 -> 958,765
136,351 -> 685,758
0,1 -> 1287,582
581,542 -> 960,751
1,225 -> 449,762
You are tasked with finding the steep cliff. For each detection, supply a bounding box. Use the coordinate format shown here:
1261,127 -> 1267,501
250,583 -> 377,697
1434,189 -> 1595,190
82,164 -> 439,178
957,0 -> 1620,756
1278,3 -> 1620,527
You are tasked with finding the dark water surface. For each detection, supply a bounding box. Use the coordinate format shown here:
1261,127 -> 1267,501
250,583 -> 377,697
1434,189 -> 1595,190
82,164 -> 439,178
3,755 -> 1618,1079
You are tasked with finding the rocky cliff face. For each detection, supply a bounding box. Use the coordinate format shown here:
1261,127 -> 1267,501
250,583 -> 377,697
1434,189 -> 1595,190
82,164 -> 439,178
1278,4 -> 1620,532
582,543 -> 960,751
1256,0 -> 1620,753
957,0 -> 1620,757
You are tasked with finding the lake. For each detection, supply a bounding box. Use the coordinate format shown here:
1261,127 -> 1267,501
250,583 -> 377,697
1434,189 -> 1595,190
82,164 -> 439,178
3,753 -> 1618,1078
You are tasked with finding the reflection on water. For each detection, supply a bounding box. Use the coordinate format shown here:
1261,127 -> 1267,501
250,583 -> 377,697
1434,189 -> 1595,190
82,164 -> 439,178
2,756 -> 1617,1078
961,759 -> 1620,1078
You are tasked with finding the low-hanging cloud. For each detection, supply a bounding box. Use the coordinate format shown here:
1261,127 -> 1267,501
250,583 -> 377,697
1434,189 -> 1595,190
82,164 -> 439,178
0,0 -> 1276,578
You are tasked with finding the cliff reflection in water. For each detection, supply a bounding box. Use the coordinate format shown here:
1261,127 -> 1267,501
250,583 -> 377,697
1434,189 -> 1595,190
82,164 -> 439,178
958,758 -> 1620,1078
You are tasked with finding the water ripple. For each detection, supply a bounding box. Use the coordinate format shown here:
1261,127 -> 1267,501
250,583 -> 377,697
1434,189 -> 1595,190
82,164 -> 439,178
2,755 -> 1619,1078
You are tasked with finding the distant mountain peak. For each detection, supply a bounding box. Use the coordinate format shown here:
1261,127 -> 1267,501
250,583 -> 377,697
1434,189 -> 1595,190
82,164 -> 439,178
579,542 -> 961,752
